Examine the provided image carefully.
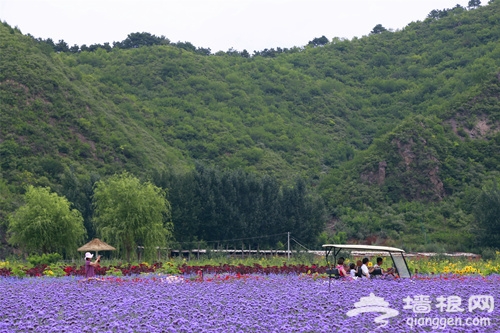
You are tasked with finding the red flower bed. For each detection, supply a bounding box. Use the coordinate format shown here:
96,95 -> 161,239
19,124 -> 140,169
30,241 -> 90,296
179,263 -> 327,275
25,264 -> 47,277
62,262 -> 162,276
0,267 -> 11,277
0,262 -> 328,277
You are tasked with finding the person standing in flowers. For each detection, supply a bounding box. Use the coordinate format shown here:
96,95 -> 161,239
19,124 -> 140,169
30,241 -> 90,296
84,252 -> 101,278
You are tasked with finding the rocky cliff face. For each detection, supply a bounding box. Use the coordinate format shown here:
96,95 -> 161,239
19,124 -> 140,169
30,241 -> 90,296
360,136 -> 445,202
394,137 -> 444,200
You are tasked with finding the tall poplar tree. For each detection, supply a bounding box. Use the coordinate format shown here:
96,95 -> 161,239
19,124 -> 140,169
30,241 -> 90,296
475,180 -> 500,247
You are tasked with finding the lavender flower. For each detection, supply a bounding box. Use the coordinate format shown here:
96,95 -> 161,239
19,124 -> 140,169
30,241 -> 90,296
0,275 -> 498,332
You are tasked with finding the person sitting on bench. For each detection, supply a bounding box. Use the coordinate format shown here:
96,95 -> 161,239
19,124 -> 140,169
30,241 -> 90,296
371,257 -> 394,276
361,258 -> 370,279
355,260 -> 363,278
349,263 -> 357,278
336,257 -> 348,277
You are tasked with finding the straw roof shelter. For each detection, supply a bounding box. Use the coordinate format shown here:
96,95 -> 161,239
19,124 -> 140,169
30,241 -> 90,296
77,238 -> 116,256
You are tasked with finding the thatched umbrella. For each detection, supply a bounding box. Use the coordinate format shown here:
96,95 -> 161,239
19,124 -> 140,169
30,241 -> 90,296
77,238 -> 116,257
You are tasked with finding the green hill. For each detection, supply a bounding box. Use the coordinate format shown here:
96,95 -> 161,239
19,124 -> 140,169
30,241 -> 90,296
1,1 -> 500,254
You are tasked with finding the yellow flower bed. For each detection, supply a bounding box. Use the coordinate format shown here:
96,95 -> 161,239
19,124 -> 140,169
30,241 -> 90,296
407,254 -> 500,276
358,252 -> 500,276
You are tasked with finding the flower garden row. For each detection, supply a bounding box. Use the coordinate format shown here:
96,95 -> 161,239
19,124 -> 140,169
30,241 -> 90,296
0,262 -> 332,278
1,258 -> 500,278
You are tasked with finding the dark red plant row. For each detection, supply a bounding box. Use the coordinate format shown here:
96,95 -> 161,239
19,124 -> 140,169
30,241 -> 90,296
0,262 -> 328,277
0,262 -> 163,277
63,262 -> 163,276
179,263 -> 327,275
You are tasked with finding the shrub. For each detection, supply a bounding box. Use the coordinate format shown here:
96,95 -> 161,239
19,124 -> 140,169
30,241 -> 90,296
105,267 -> 123,276
43,266 -> 66,277
27,253 -> 62,266
11,265 -> 26,278
480,247 -> 497,260
156,262 -> 180,275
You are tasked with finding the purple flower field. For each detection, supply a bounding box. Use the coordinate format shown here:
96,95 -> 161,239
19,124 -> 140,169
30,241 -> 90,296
0,275 -> 498,332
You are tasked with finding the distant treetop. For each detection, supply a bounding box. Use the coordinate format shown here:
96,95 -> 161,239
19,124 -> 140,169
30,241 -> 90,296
370,24 -> 388,34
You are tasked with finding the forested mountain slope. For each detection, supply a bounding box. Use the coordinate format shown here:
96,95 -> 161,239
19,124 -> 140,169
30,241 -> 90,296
1,1 -> 500,253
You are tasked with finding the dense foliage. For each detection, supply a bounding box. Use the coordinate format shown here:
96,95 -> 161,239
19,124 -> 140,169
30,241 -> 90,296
1,1 -> 500,255
7,186 -> 85,255
92,172 -> 173,261
154,164 -> 326,249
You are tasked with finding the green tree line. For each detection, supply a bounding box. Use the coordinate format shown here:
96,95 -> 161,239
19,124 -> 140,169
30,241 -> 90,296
153,164 -> 326,248
6,168 -> 325,259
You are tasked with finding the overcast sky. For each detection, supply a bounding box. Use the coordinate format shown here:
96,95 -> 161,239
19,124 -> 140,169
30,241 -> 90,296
1,0 -> 469,53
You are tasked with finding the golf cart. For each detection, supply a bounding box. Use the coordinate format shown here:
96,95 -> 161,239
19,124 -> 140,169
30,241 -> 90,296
322,244 -> 411,285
